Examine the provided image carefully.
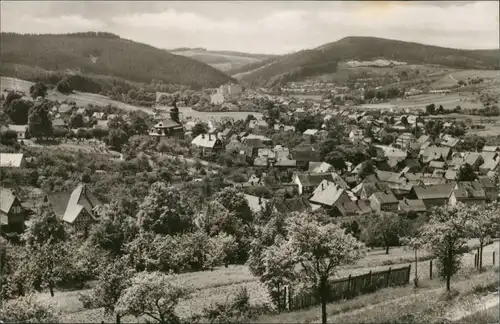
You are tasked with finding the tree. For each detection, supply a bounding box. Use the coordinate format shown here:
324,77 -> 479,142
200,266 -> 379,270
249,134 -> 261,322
3,91 -> 22,108
56,79 -> 73,94
418,204 -> 469,291
260,213 -> 364,324
425,103 -> 436,115
192,122 -> 208,137
464,203 -> 500,270
361,212 -> 403,254
457,163 -> 477,181
170,98 -> 180,124
29,82 -> 48,99
115,272 -> 191,324
0,295 -> 59,323
136,182 -> 194,235
28,102 -> 53,140
22,203 -> 66,246
107,128 -> 129,151
5,98 -> 33,125
69,113 -> 85,129
1,129 -> 19,146
80,258 -> 135,324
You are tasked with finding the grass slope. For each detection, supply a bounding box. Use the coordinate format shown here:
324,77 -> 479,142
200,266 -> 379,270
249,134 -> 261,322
167,48 -> 278,72
0,32 -> 234,88
240,36 -> 500,87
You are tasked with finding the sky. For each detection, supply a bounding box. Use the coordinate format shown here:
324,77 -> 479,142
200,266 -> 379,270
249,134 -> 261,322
1,1 -> 498,54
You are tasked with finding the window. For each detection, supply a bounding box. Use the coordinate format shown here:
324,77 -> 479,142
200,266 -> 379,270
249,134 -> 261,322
12,206 -> 21,214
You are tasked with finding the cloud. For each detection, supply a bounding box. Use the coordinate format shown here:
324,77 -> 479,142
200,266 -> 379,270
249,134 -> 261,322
25,15 -> 107,30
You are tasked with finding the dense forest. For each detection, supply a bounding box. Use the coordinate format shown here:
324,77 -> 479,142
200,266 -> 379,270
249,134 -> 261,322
239,36 -> 500,87
0,32 -> 234,89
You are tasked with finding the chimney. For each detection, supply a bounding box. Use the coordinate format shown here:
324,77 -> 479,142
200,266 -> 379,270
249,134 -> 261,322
209,133 -> 212,141
259,197 -> 262,205
321,182 -> 325,191
202,134 -> 205,139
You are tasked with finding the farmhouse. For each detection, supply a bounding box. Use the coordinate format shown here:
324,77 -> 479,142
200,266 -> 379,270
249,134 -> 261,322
449,182 -> 487,207
369,191 -> 399,212
0,153 -> 25,168
45,184 -> 102,234
191,133 -> 223,157
309,180 -> 360,217
398,198 -> 427,214
293,172 -> 348,195
0,187 -> 25,233
410,183 -> 454,208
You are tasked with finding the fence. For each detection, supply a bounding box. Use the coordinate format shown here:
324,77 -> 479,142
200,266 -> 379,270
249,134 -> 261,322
277,265 -> 411,312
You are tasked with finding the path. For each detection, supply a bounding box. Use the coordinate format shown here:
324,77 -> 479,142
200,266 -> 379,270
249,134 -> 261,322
450,73 -> 458,83
446,292 -> 499,322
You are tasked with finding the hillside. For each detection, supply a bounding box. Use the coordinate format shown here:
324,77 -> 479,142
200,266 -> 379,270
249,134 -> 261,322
167,47 -> 278,72
239,36 -> 500,87
0,32 -> 234,89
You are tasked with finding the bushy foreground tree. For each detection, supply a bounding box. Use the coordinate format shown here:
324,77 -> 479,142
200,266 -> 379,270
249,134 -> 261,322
0,295 -> 59,323
249,212 -> 365,324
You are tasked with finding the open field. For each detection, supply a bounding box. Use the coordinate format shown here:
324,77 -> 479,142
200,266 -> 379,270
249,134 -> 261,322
359,92 -> 484,112
34,239 -> 494,322
431,69 -> 500,89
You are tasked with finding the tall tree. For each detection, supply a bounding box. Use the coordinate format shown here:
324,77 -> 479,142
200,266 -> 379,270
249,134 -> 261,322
464,203 -> 500,270
457,163 -> 477,181
256,213 -> 364,324
361,212 -> 403,254
170,97 -> 180,124
418,204 -> 469,291
28,102 -> 53,140
136,182 -> 194,235
0,295 -> 59,323
5,99 -> 33,125
80,258 -> 135,324
116,272 -> 191,324
29,82 -> 48,99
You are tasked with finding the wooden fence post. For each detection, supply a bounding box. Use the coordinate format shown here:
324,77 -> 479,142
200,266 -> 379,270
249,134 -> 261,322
407,264 -> 412,284
429,260 -> 433,280
288,285 -> 292,311
283,286 -> 288,311
475,254 -> 478,268
347,275 -> 351,298
386,267 -> 392,286
493,251 -> 496,266
367,271 -> 372,291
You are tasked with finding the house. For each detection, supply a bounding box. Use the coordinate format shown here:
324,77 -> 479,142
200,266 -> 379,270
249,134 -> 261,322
273,145 -> 290,160
218,128 -> 234,141
292,172 -> 348,195
348,129 -> 364,142
247,174 -> 264,186
274,124 -> 296,132
274,196 -> 311,214
0,188 -> 25,233
52,118 -> 67,130
76,107 -> 86,115
303,129 -> 319,136
352,181 -> 390,200
420,146 -> 452,163
191,133 -> 223,157
449,182 -> 487,207
225,140 -> 243,154
398,198 -> 427,214
94,120 -> 109,130
394,133 -> 415,149
58,104 -> 72,114
291,146 -> 321,169
369,191 -> 399,212
309,180 -> 360,217
477,178 -> 498,202
482,146 -> 500,152
7,124 -> 28,139
248,119 -> 269,130
444,169 -> 458,181
45,184 -> 101,234
92,112 -> 105,119
410,184 -> 454,208
428,160 -> 446,171
149,120 -> 183,137
274,159 -> 297,168
479,152 -> 500,174
0,153 -> 25,168
462,152 -> 484,170
308,162 -> 333,173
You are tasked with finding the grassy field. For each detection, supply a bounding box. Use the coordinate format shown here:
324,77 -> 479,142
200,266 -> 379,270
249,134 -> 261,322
258,266 -> 498,324
34,239 -> 494,322
431,69 -> 500,89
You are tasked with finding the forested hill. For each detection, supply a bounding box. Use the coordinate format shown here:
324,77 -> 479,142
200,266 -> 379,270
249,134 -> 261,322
239,36 -> 500,87
0,32 -> 234,89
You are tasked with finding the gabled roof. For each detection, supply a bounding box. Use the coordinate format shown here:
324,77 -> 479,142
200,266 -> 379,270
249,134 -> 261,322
309,180 -> 356,207
477,178 -> 495,189
444,169 -> 457,180
453,182 -> 486,200
52,118 -> 67,127
370,191 -> 398,205
463,152 -> 483,166
154,119 -> 181,129
0,188 -> 16,215
0,153 -> 24,167
303,129 -> 319,135
46,184 -> 101,224
295,172 -> 348,189
192,133 -> 219,148
7,124 -> 28,132
308,162 -> 333,173
421,146 -> 451,163
429,161 -> 446,169
412,183 -> 454,200
482,146 -> 500,152
58,104 -> 72,113
244,194 -> 269,214
399,198 -> 427,213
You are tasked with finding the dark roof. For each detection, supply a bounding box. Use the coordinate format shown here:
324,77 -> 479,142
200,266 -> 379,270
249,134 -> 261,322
399,199 -> 427,213
477,177 -> 495,189
412,183 -> 454,200
291,147 -> 320,162
295,172 -> 348,189
46,184 -> 102,224
155,119 -> 181,129
453,182 -> 486,200
371,191 -> 398,205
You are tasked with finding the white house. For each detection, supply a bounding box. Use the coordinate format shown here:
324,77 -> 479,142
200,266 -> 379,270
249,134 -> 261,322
7,124 -> 28,139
